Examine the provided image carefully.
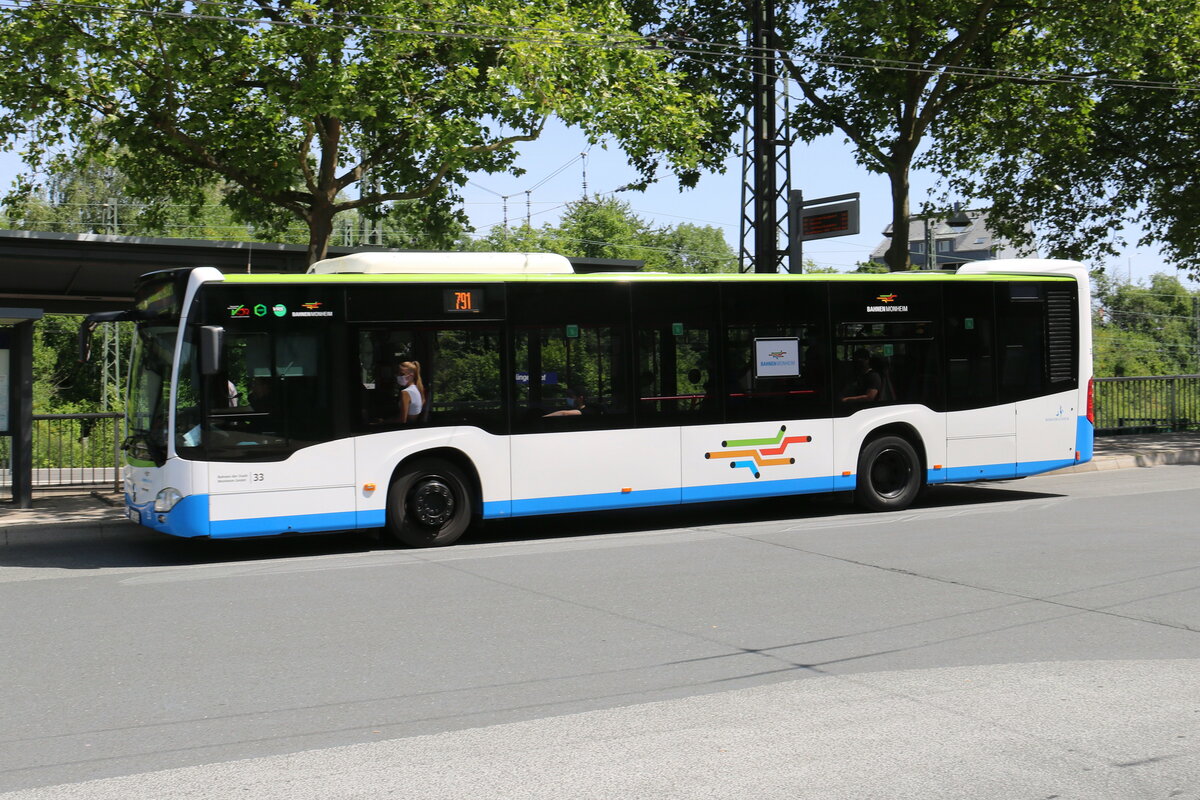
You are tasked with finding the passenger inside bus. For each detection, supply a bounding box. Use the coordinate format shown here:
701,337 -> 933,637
544,386 -> 599,417
870,355 -> 897,403
247,376 -> 276,413
398,360 -> 426,423
840,348 -> 883,405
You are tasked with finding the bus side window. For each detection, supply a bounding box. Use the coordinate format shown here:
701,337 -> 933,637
636,325 -> 717,423
724,324 -> 824,422
430,327 -> 503,430
512,325 -> 629,428
996,283 -> 1047,403
945,284 -> 996,411
631,282 -> 720,427
356,328 -> 419,427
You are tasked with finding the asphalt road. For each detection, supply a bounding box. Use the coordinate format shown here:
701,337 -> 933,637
1,466 -> 1199,798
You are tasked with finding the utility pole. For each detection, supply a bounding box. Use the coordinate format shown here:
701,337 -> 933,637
359,177 -> 383,246
739,0 -> 792,274
100,323 -> 120,412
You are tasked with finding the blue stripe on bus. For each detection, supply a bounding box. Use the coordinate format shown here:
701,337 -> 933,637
937,458 -> 1077,483
509,487 -> 680,517
358,509 -> 387,528
683,476 -> 836,504
1016,458 -> 1078,477
941,464 -> 1017,482
208,509 -> 359,538
1076,415 -> 1095,462
482,501 -> 510,518
139,444 -> 1090,537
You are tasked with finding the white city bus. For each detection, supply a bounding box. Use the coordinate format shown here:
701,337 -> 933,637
106,252 -> 1093,546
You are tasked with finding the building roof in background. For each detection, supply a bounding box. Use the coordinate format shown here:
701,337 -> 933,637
869,209 -> 1032,263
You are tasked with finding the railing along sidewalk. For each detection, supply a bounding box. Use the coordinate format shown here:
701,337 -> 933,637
1093,374 -> 1200,434
0,412 -> 123,493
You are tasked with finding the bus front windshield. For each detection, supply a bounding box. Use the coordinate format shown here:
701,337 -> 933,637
127,323 -> 179,465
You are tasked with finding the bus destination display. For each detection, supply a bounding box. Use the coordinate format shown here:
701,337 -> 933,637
443,288 -> 483,314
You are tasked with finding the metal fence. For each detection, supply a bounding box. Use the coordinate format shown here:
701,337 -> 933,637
1093,375 -> 1200,434
0,412 -> 123,493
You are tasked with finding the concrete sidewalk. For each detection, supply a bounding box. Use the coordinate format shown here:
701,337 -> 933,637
1062,431 -> 1200,472
1,432 -> 1198,529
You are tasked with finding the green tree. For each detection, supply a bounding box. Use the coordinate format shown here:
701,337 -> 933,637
2,144 -> 475,250
27,315 -> 133,413
634,1 -> 1179,271
851,261 -> 890,274
2,153 -> 261,241
648,223 -> 738,273
1093,272 -> 1200,377
939,8 -> 1200,273
471,196 -> 737,272
0,0 -> 718,265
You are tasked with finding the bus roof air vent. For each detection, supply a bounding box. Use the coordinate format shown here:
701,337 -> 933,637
307,252 -> 574,275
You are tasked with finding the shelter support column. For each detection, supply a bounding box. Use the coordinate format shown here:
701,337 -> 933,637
2,309 -> 44,508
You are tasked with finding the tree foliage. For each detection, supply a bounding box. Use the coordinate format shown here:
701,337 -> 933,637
0,0 -> 719,264
1092,272 -> 1200,377
470,196 -> 737,272
2,152 -> 251,240
938,6 -> 1200,274
634,1 -> 1191,272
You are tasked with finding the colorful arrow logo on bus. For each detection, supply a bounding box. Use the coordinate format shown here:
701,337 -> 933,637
705,425 -> 812,479
876,293 -> 899,303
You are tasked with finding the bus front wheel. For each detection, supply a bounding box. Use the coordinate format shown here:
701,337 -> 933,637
386,459 -> 472,547
854,435 -> 922,512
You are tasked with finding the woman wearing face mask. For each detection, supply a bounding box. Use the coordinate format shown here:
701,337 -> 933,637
398,360 -> 426,423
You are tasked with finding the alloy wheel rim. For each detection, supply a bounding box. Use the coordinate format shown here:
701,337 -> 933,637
872,449 -> 912,498
411,479 -> 455,527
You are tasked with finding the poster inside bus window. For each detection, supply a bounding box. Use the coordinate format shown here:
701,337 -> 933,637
754,337 -> 800,378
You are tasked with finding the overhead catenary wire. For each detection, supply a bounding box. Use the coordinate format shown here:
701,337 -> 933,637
468,150 -> 589,230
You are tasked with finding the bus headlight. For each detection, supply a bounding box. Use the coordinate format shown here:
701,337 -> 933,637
154,487 -> 184,513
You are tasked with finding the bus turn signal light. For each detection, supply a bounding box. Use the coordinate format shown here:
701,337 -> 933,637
363,483 -> 377,492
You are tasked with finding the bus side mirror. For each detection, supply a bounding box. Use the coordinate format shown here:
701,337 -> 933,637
78,310 -> 134,362
78,320 -> 99,363
200,326 -> 224,375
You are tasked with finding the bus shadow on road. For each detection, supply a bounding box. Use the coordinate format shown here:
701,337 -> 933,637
460,482 -> 1067,546
0,482 -> 1064,571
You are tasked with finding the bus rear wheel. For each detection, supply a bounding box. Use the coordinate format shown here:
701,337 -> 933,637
386,458 -> 472,547
854,435 -> 922,512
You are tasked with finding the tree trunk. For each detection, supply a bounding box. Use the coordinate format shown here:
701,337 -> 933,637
885,164 -> 912,272
306,206 -> 335,267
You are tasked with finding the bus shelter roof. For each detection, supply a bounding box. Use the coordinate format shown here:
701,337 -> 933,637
0,231 -> 644,315
0,231 -> 395,314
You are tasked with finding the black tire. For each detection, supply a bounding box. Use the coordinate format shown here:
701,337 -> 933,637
385,458 -> 472,547
854,435 -> 922,512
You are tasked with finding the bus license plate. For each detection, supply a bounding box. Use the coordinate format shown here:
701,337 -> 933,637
128,508 -> 140,524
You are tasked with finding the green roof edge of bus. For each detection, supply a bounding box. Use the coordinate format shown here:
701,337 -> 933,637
218,272 -> 1074,284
